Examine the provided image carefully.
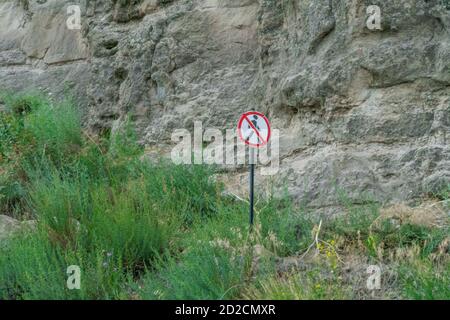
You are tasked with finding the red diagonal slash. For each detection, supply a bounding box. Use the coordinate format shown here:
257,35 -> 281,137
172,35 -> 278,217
244,115 -> 266,145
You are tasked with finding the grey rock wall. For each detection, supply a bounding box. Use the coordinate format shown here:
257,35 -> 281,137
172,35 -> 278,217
0,0 -> 449,210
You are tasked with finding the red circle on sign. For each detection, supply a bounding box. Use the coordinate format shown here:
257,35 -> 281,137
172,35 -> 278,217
237,111 -> 271,148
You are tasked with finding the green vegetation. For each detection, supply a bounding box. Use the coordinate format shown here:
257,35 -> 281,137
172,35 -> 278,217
0,93 -> 448,300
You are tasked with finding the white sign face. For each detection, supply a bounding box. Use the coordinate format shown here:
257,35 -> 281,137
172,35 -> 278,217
237,111 -> 271,148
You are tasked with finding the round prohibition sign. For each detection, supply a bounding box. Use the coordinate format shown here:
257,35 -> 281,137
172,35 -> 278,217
237,111 -> 271,148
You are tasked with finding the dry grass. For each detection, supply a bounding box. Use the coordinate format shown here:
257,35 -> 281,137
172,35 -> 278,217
376,200 -> 449,229
243,199 -> 449,300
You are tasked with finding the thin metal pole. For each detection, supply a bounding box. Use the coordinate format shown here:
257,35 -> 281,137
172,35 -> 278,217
249,147 -> 255,227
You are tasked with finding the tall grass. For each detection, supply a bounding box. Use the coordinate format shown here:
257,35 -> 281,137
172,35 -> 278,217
398,259 -> 450,300
0,93 -> 82,213
140,245 -> 252,300
0,93 -> 222,299
0,93 -> 448,300
243,270 -> 352,300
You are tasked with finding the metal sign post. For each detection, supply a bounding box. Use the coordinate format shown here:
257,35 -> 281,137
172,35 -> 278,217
249,147 -> 255,226
237,111 -> 271,229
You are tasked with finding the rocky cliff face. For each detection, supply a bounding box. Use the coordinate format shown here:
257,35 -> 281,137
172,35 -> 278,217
1,0 -> 449,211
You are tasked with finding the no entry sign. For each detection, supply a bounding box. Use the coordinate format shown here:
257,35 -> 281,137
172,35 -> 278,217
238,111 -> 271,148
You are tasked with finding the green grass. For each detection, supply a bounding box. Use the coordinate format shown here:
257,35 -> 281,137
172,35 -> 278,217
243,269 -> 352,300
0,92 -> 82,213
0,93 -> 222,299
398,259 -> 450,300
139,245 -> 252,300
0,93 -> 448,300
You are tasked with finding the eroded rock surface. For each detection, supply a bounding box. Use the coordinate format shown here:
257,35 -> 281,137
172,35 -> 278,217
0,0 -> 449,210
